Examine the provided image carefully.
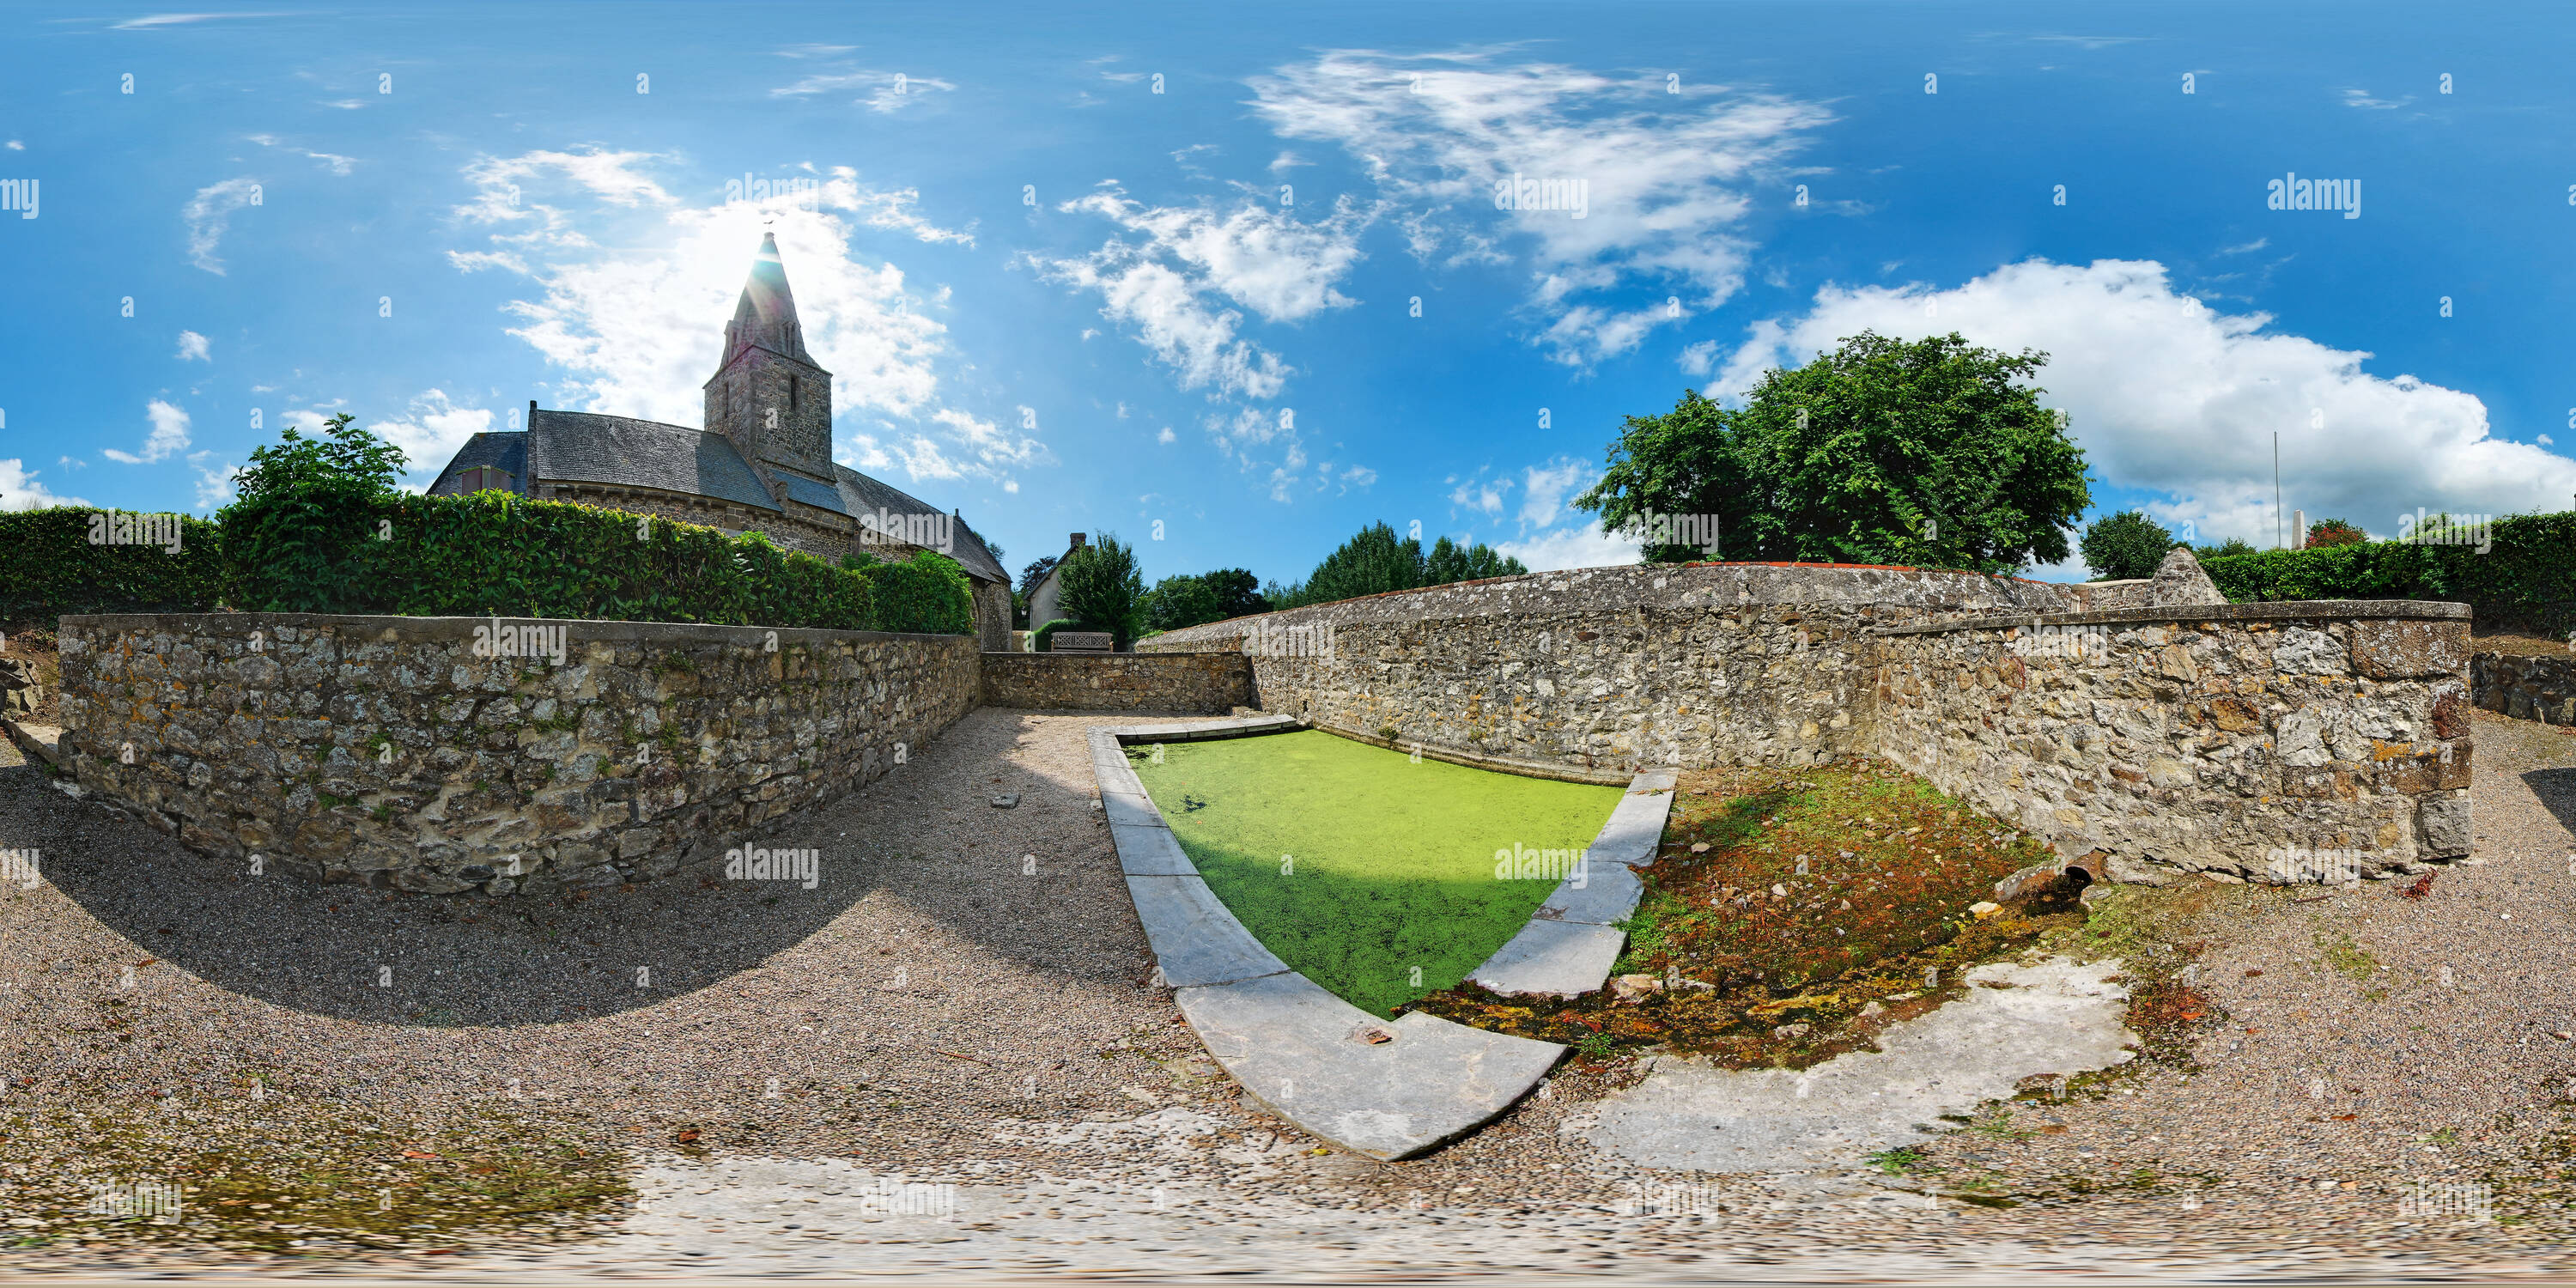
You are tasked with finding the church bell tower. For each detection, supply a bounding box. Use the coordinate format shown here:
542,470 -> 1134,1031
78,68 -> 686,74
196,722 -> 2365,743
704,231 -> 835,491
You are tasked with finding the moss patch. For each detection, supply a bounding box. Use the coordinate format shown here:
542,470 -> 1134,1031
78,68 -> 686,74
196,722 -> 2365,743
1408,757 -> 2072,1066
1127,730 -> 1622,1017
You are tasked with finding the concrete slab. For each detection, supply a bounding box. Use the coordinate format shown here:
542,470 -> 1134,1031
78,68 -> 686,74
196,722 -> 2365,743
1099,787 -> 1162,830
1534,858 -> 1643,927
1468,918 -> 1628,997
1108,821 -> 1197,877
1122,873 -> 1291,988
1589,782 -> 1675,869
1585,956 -> 2137,1173
1177,971 -> 1564,1160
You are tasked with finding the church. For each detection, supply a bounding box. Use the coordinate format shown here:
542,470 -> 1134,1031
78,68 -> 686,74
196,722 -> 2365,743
426,233 -> 1014,650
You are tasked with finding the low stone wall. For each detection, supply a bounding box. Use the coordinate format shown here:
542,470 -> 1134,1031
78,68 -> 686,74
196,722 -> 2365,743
54,613 -> 976,895
2473,651 -> 2576,725
979,652 -> 1253,714
1871,604 -> 2473,882
1139,562 -> 2110,775
1139,560 -> 2473,883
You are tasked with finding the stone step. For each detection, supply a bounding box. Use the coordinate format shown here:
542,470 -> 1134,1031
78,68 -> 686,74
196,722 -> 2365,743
2,719 -> 63,769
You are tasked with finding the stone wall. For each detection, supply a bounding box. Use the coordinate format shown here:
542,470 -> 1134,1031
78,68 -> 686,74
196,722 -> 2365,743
1872,604 -> 2473,882
979,653 -> 1254,714
1139,559 -> 2470,883
53,612 -> 976,896
2473,651 -> 2576,726
1139,562 -> 2098,776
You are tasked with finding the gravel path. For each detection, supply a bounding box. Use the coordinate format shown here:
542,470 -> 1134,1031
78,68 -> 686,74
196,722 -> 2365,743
0,707 -> 2571,1279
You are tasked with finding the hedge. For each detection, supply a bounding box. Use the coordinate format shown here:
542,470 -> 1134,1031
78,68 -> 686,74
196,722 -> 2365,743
842,549 -> 977,636
2200,510 -> 2576,638
1032,618 -> 1077,652
0,507 -> 228,627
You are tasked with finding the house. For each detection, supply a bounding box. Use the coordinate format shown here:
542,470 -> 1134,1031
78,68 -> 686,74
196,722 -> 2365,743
1024,532 -> 1086,640
427,233 -> 1013,649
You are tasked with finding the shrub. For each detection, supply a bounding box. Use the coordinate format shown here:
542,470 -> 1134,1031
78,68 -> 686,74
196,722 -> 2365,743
843,550 -> 975,635
1032,618 -> 1078,652
221,489 -> 881,630
2200,509 -> 2576,638
2305,517 -> 2367,549
2077,510 -> 2177,581
0,507 -> 229,627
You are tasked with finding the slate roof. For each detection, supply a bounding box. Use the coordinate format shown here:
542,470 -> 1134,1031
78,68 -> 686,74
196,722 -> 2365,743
426,432 -> 529,495
526,410 -> 780,513
834,464 -> 1009,585
422,409 -> 1008,586
777,472 -> 851,516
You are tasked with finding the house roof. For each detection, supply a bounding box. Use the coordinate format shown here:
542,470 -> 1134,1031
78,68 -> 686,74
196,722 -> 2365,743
833,464 -> 1009,585
526,410 -> 781,513
426,431 -> 529,495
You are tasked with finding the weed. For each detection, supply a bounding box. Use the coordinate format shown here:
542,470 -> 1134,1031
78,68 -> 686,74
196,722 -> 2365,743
2317,930 -> 2379,981
1865,1145 -> 1930,1175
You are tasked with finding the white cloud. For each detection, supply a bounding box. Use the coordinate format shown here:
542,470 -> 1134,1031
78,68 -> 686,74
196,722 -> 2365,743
1711,258 -> 2576,548
460,157 -> 951,430
3,141 -> 22,151
1249,49 -> 1832,366
772,70 -> 957,114
112,11 -> 291,27
370,390 -> 495,481
175,330 -> 210,361
306,150 -> 355,175
1447,468 -> 1510,517
1516,457 -> 1592,529
182,177 -> 260,274
1157,426 -> 1175,444
1030,183 -> 1370,400
1677,338 -> 1719,377
103,400 -> 192,465
192,459 -> 240,511
0,459 -> 89,511
2342,88 -> 2411,110
1496,521 -> 1638,573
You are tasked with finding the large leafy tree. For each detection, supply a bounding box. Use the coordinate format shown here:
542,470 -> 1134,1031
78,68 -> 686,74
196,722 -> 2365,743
1575,331 -> 2093,575
2078,509 -> 2178,580
1143,574 -> 1221,632
1197,568 -> 1269,621
1057,532 -> 1146,647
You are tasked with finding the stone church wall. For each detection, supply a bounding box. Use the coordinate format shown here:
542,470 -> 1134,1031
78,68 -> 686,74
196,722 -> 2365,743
52,612 -> 977,896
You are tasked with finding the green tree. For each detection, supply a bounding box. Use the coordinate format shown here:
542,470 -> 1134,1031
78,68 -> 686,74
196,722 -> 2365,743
1270,525 -> 1528,609
219,412 -> 411,612
1057,532 -> 1145,647
1143,573 -> 1223,631
2194,536 -> 2258,561
2078,509 -> 2179,580
1575,331 -> 2093,575
2306,517 -> 2367,549
1198,568 -> 1270,621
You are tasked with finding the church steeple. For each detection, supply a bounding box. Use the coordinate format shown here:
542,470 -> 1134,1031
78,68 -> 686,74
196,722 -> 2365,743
705,231 -> 834,484
721,231 -> 812,365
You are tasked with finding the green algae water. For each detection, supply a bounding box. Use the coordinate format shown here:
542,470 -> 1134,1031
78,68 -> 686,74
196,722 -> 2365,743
1127,730 -> 1624,1016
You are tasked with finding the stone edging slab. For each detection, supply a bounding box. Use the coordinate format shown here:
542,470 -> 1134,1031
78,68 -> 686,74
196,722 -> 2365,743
1870,598 -> 2470,636
1091,717 -> 1677,1159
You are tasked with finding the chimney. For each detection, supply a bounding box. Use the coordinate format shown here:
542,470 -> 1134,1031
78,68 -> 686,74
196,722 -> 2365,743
527,399 -> 538,428
1070,532 -> 1087,549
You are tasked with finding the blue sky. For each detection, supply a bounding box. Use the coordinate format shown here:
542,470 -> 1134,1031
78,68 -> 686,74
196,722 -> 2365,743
3,2 -> 2573,585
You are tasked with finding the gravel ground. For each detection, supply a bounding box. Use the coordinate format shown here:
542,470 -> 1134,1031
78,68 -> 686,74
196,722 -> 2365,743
0,706 -> 2572,1279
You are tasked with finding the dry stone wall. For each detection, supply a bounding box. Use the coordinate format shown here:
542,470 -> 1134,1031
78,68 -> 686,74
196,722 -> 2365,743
53,612 -> 975,896
1140,562 -> 2093,777
1140,560 -> 2471,884
2472,651 -> 2576,726
1872,605 -> 2472,883
979,653 -> 1253,714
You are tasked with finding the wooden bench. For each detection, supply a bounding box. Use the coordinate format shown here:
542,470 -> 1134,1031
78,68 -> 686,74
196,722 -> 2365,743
1052,631 -> 1115,654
